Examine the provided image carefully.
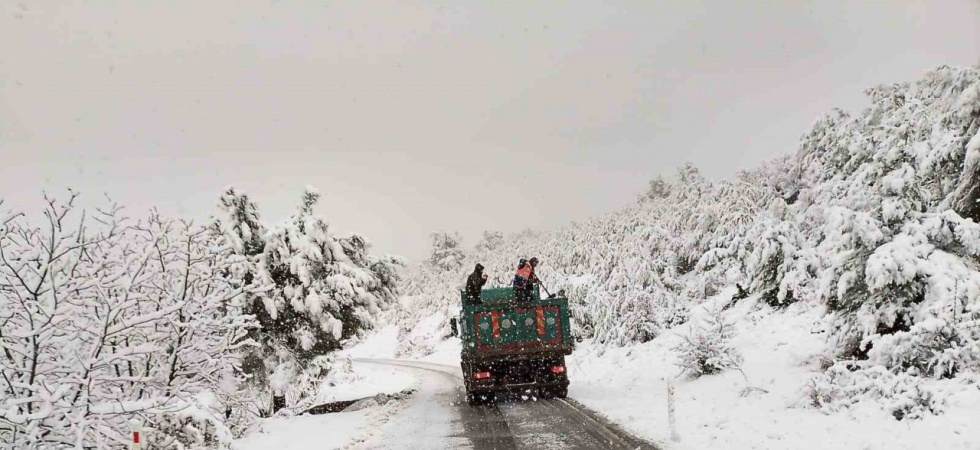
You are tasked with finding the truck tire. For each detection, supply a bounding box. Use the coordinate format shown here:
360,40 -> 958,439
555,387 -> 568,399
540,386 -> 567,399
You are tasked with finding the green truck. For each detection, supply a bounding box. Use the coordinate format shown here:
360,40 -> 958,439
451,285 -> 574,405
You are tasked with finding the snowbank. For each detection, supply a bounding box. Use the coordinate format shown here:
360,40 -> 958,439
343,325 -> 402,360
420,338 -> 463,367
235,410 -> 373,450
568,299 -> 980,450
313,363 -> 418,404
235,356 -> 419,450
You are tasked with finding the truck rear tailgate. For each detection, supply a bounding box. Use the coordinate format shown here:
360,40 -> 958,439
473,304 -> 564,353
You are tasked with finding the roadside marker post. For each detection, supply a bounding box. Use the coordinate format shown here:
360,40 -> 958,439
667,381 -> 680,442
129,419 -> 144,450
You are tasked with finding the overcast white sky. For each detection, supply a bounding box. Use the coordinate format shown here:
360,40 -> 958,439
2,1 -> 978,260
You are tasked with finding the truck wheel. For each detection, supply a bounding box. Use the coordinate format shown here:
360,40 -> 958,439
466,393 -> 481,406
554,387 -> 568,399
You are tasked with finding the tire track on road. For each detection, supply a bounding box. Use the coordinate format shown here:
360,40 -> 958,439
354,358 -> 659,450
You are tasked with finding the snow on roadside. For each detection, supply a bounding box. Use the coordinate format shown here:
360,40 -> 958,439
567,297 -> 980,450
343,325 -> 401,360
236,334 -> 420,450
314,363 -> 418,404
399,312 -> 451,358
419,338 -> 462,367
235,409 -> 373,450
370,291 -> 980,449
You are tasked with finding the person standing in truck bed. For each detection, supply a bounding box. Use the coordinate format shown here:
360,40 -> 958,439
465,263 -> 488,305
513,258 -> 534,303
527,257 -> 541,286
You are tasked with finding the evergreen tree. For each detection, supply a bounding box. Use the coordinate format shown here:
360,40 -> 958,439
429,231 -> 465,270
212,188 -> 269,382
476,230 -> 505,252
212,187 -> 400,403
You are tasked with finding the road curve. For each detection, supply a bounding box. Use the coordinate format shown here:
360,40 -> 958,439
354,358 -> 659,450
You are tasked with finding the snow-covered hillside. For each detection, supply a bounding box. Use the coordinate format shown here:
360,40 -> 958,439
566,291 -> 980,450
383,65 -> 980,442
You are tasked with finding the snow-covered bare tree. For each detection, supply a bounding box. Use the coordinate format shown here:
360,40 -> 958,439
0,194 -> 259,449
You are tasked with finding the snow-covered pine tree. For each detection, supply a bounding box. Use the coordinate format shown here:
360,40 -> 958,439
790,67 -> 980,377
337,233 -> 404,311
476,231 -> 504,252
216,187 -> 266,257
429,231 -> 465,271
255,188 -> 400,395
212,187 -> 271,388
211,187 -> 402,412
673,308 -> 743,377
747,217 -> 805,307
644,175 -> 671,200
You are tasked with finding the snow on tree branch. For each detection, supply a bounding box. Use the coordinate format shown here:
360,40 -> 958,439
0,193 -> 262,449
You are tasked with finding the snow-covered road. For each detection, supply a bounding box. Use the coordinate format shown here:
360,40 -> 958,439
355,359 -> 658,450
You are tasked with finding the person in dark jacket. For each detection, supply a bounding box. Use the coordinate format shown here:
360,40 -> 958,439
527,257 -> 541,285
465,263 -> 488,305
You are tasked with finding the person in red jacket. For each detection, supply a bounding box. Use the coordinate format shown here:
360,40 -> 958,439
513,259 -> 531,302
513,257 -> 541,302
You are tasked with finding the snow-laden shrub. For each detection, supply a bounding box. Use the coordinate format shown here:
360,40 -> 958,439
275,354 -> 341,415
674,310 -> 743,377
748,218 -> 806,307
654,292 -> 692,331
146,391 -> 239,449
791,68 -> 980,370
579,289 -> 693,346
804,364 -> 945,420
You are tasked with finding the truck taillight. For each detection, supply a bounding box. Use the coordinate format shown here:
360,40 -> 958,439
551,365 -> 565,374
473,371 -> 491,379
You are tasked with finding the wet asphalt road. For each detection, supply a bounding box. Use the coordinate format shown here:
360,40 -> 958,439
356,359 -> 658,450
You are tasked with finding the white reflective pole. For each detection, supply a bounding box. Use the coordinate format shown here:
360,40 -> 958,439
667,381 -> 680,442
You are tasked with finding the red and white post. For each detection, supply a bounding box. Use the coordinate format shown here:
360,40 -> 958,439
129,419 -> 143,450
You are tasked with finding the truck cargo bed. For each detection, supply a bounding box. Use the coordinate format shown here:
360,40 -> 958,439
455,285 -> 574,403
